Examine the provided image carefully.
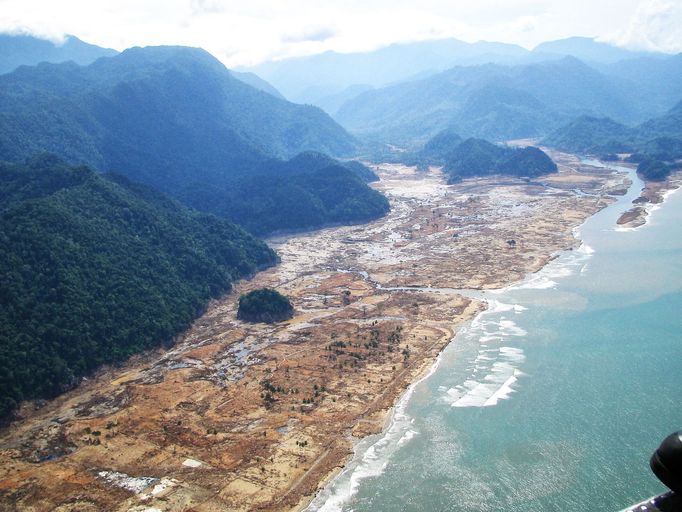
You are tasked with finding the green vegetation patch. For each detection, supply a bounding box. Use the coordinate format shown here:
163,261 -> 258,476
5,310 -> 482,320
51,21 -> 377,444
237,288 -> 294,324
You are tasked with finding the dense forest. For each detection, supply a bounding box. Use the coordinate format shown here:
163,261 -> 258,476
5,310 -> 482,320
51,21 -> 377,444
177,153 -> 388,236
636,158 -> 674,182
0,46 -> 395,234
0,45 -> 356,177
543,101 -> 682,181
0,155 -> 277,420
444,139 -> 557,183
411,133 -> 557,183
237,288 -> 294,323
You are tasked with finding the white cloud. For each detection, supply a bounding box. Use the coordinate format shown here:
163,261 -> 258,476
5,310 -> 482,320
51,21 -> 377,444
0,0 -> 677,67
281,26 -> 337,44
612,0 -> 682,52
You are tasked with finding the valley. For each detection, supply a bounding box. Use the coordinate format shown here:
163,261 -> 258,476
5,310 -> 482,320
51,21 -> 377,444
0,153 -> 630,511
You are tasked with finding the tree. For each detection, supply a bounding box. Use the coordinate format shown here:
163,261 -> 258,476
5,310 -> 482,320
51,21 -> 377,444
237,288 -> 294,323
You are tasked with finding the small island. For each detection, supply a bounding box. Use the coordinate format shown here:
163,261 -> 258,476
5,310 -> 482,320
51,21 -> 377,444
237,288 -> 294,323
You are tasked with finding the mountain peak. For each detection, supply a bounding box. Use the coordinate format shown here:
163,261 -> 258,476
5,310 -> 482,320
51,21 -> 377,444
0,32 -> 117,74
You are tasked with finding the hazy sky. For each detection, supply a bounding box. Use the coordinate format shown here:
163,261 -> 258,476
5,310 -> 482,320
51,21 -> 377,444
0,0 -> 680,66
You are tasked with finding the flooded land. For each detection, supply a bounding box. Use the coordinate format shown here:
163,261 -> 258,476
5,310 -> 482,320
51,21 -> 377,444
0,154 -> 631,511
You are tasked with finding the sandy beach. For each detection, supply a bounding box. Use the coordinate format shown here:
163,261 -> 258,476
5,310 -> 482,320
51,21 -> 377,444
0,154 -> 637,511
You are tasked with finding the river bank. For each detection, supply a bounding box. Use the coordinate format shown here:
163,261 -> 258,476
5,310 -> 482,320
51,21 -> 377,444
0,154 -> 633,511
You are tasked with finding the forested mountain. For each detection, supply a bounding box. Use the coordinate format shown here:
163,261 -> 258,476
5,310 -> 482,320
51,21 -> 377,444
0,32 -> 283,99
178,152 -> 388,236
543,102 -> 682,181
335,56 -> 662,146
441,138 -> 557,183
333,51 -> 682,150
411,132 -> 557,183
243,38 -> 529,105
0,33 -> 117,74
0,45 -> 356,192
0,45 -> 391,234
542,116 -> 636,154
0,155 -> 277,420
417,129 -> 463,164
543,101 -> 682,157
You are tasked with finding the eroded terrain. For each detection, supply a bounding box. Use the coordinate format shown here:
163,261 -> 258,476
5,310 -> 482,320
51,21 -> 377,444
0,155 -> 629,511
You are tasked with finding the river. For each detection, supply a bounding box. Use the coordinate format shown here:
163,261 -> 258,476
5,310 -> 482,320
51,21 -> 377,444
307,162 -> 682,511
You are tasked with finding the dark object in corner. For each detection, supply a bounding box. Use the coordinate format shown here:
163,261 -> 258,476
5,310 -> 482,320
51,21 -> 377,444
651,431 -> 682,494
237,288 -> 294,323
623,431 -> 682,511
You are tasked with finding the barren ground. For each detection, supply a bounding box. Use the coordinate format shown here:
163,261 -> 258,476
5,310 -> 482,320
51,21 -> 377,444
0,154 -> 630,511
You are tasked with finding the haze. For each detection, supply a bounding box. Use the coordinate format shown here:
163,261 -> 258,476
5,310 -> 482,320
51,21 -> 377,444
0,0 -> 680,66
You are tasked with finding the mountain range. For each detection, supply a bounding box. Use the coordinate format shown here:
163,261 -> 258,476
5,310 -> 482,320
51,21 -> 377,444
242,36 -> 661,112
1,29 -> 680,419
335,54 -> 681,150
0,33 -> 286,98
0,44 -> 392,235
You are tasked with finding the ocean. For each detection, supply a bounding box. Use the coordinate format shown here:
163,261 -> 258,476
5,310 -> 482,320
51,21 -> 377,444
308,162 -> 682,511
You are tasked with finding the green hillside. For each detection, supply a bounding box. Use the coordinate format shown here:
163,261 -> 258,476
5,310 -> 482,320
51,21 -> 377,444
0,46 -> 395,234
439,138 -> 557,183
0,155 -> 277,420
179,154 -> 389,236
543,101 -> 682,162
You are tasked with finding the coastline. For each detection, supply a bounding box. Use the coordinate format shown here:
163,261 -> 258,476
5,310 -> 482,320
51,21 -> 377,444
0,155 -> 638,511
302,211 -> 604,512
616,170 -> 682,229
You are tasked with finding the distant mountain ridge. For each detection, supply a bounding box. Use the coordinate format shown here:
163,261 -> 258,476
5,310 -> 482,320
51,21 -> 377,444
336,56 -> 667,148
243,38 -> 529,103
242,36 -> 668,112
531,36 -> 654,63
0,33 -> 117,74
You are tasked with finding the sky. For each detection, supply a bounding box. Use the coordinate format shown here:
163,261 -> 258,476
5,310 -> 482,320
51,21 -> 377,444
0,0 -> 680,66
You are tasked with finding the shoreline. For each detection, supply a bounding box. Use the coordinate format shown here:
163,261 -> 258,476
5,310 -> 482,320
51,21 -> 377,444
299,156 -> 650,511
302,220 -> 599,511
299,321 -> 464,511
616,171 -> 682,230
0,155 -> 636,511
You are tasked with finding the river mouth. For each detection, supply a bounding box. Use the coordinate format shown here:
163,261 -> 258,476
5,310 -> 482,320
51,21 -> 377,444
308,160 -> 682,512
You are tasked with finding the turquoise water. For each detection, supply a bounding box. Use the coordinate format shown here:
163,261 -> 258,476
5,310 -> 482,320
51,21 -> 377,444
309,165 -> 682,511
